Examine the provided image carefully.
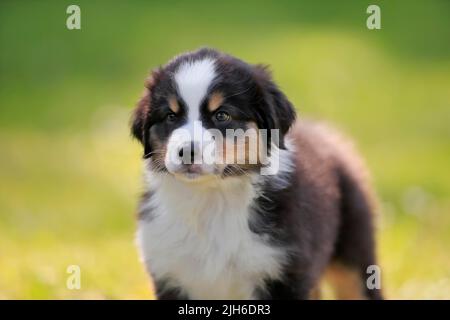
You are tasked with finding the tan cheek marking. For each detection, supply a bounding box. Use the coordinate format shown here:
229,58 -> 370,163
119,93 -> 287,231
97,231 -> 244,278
149,135 -> 167,168
309,286 -> 321,300
221,122 -> 261,167
324,262 -> 366,300
246,122 -> 262,165
208,92 -> 224,112
168,96 -> 180,113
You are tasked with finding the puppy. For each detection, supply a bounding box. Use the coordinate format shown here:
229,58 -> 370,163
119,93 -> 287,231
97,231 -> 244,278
131,48 -> 382,300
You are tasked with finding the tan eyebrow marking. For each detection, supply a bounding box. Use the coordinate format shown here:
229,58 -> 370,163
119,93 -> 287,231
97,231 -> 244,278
208,92 -> 224,112
168,96 -> 180,113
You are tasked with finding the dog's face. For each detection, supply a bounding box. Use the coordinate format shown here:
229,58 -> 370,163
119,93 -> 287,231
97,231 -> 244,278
131,48 -> 295,182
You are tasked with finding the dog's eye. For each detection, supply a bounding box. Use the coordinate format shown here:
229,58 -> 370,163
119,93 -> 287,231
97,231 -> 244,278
166,112 -> 177,122
214,110 -> 231,122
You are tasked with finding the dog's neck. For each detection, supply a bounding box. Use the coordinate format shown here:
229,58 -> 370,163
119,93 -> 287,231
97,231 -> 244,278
145,170 -> 257,221
142,143 -> 295,225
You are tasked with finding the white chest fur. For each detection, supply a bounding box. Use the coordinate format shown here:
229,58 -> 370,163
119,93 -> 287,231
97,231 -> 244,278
136,173 -> 286,299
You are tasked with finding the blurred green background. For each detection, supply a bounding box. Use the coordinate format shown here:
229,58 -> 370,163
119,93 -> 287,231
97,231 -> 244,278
1,0 -> 449,299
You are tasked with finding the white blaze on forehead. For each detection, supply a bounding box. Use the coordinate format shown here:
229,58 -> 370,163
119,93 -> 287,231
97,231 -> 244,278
174,58 -> 216,122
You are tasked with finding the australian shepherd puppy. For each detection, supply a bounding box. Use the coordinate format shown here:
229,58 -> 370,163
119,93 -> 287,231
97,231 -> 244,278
131,48 -> 382,300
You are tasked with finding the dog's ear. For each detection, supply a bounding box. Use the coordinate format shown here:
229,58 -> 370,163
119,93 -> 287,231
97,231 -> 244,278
252,64 -> 296,148
131,73 -> 158,158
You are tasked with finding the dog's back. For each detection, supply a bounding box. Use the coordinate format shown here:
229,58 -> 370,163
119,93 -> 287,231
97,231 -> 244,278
281,120 -> 381,299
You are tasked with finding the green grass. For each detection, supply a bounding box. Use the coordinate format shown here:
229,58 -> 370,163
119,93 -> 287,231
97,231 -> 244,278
0,0 -> 449,299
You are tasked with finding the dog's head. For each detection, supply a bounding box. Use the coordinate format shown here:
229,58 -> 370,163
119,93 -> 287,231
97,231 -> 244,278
131,48 -> 295,182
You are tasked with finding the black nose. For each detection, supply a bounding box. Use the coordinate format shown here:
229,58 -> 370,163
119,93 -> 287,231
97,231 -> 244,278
178,142 -> 197,164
